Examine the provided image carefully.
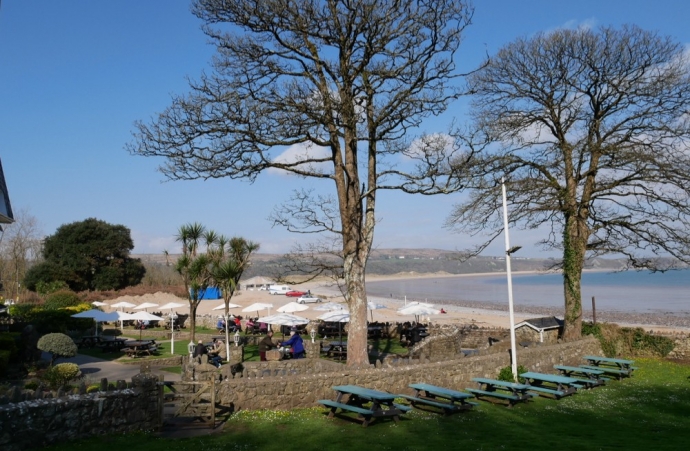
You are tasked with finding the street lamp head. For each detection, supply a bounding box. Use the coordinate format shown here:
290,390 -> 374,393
506,245 -> 522,255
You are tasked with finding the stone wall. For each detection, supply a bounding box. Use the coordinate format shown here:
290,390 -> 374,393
215,336 -> 602,410
0,373 -> 160,451
667,334 -> 690,360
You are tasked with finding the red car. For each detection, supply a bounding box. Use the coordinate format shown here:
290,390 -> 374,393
286,290 -> 306,297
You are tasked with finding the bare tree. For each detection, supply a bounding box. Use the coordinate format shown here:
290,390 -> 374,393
0,209 -> 43,302
446,26 -> 690,340
129,0 -> 474,366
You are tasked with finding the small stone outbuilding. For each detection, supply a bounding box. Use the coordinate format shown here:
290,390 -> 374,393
515,316 -> 564,345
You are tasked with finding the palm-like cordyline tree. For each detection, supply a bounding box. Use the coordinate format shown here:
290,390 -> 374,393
211,237 -> 259,360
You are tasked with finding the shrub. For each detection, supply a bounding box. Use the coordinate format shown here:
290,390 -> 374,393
24,380 -> 39,390
37,333 -> 78,365
35,280 -> 69,296
0,333 -> 20,361
44,290 -> 82,310
582,321 -> 675,357
0,350 -> 9,377
41,362 -> 81,390
86,385 -> 100,393
498,364 -> 528,383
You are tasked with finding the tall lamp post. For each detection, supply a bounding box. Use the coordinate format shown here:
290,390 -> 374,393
502,177 -> 521,382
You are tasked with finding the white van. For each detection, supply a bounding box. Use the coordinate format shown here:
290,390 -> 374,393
268,285 -> 291,295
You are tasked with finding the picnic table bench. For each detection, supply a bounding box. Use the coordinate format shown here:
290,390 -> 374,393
398,383 -> 477,414
554,365 -> 606,387
519,372 -> 581,398
318,385 -> 408,427
582,355 -> 636,379
466,378 -> 536,407
121,340 -> 157,358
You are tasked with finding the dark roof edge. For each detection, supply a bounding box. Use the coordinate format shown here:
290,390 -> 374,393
0,158 -> 14,224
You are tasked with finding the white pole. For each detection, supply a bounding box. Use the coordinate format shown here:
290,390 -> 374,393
170,311 -> 175,354
502,177 -> 518,381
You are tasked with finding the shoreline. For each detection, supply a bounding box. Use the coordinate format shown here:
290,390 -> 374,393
104,270 -> 690,334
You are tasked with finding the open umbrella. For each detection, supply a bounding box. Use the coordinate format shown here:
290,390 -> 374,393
212,302 -> 242,311
242,302 -> 273,317
312,302 -> 348,312
91,301 -> 108,307
158,302 -> 186,354
71,309 -> 119,337
318,310 -> 350,343
367,300 -> 387,321
72,310 -> 133,335
259,313 -> 310,326
277,302 -> 309,313
128,311 -> 164,340
133,302 -> 159,311
111,301 -> 137,309
397,303 -> 440,323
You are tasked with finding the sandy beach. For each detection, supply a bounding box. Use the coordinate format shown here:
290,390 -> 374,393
104,272 -> 690,334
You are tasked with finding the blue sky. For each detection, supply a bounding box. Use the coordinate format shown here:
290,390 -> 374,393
1,1 -> 688,257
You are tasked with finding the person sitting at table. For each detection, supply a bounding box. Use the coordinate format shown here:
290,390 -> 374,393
217,317 -> 226,333
258,330 -> 277,361
246,317 -> 255,332
193,339 -> 208,362
279,327 -> 305,359
208,338 -> 223,367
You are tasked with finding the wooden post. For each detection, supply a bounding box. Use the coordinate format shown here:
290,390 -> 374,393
157,375 -> 164,431
592,296 -> 597,325
210,378 -> 216,428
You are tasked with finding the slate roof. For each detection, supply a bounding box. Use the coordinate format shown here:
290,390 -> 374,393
0,158 -> 13,226
516,316 -> 564,330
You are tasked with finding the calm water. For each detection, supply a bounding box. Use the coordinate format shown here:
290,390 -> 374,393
365,270 -> 690,314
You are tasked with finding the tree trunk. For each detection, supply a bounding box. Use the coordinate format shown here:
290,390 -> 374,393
561,215 -> 587,340
189,303 -> 198,344
343,251 -> 369,367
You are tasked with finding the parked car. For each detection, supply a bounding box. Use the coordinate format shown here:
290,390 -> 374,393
297,295 -> 322,304
286,290 -> 306,297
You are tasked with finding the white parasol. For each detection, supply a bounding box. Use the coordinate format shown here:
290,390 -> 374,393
367,300 -> 387,321
91,301 -> 108,307
71,309 -> 132,336
242,302 -> 273,317
277,302 -> 309,313
259,313 -> 310,326
128,311 -> 164,340
397,303 -> 440,323
111,301 -> 137,309
312,302 -> 348,312
158,302 -> 186,353
212,302 -> 242,311
133,302 -> 159,311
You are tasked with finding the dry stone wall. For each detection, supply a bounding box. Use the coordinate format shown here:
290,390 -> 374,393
0,373 -> 160,451
215,336 -> 602,410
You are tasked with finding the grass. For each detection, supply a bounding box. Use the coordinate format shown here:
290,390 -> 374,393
41,358 -> 690,451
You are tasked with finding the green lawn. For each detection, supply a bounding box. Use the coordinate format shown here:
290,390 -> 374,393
43,358 -> 690,451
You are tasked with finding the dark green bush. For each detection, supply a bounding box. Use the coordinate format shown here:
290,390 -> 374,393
0,350 -> 9,376
41,362 -> 81,390
498,364 -> 528,383
44,290 -> 82,310
24,381 -> 39,390
0,333 -> 20,362
582,322 -> 675,357
37,333 -> 78,365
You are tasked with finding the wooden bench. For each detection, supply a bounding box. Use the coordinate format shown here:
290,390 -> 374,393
465,388 -> 524,404
580,365 -> 631,380
402,383 -> 478,414
397,394 -> 476,413
525,386 -> 566,398
318,400 -> 375,425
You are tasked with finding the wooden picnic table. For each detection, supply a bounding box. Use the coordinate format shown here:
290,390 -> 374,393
122,340 -> 157,358
467,378 -> 535,407
582,355 -> 636,379
77,335 -> 102,348
318,385 -> 409,427
554,365 -> 606,387
98,337 -> 128,353
519,372 -> 581,398
399,383 -> 477,414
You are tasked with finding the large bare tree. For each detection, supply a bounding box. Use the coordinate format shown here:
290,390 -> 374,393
0,209 -> 43,302
446,26 -> 690,339
129,0 -> 474,365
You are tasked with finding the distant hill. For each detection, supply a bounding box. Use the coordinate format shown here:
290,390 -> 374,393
134,249 -> 628,278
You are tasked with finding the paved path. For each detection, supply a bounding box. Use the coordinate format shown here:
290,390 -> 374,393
56,353 -> 181,383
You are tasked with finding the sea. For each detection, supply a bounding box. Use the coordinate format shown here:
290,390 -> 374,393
365,269 -> 690,315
